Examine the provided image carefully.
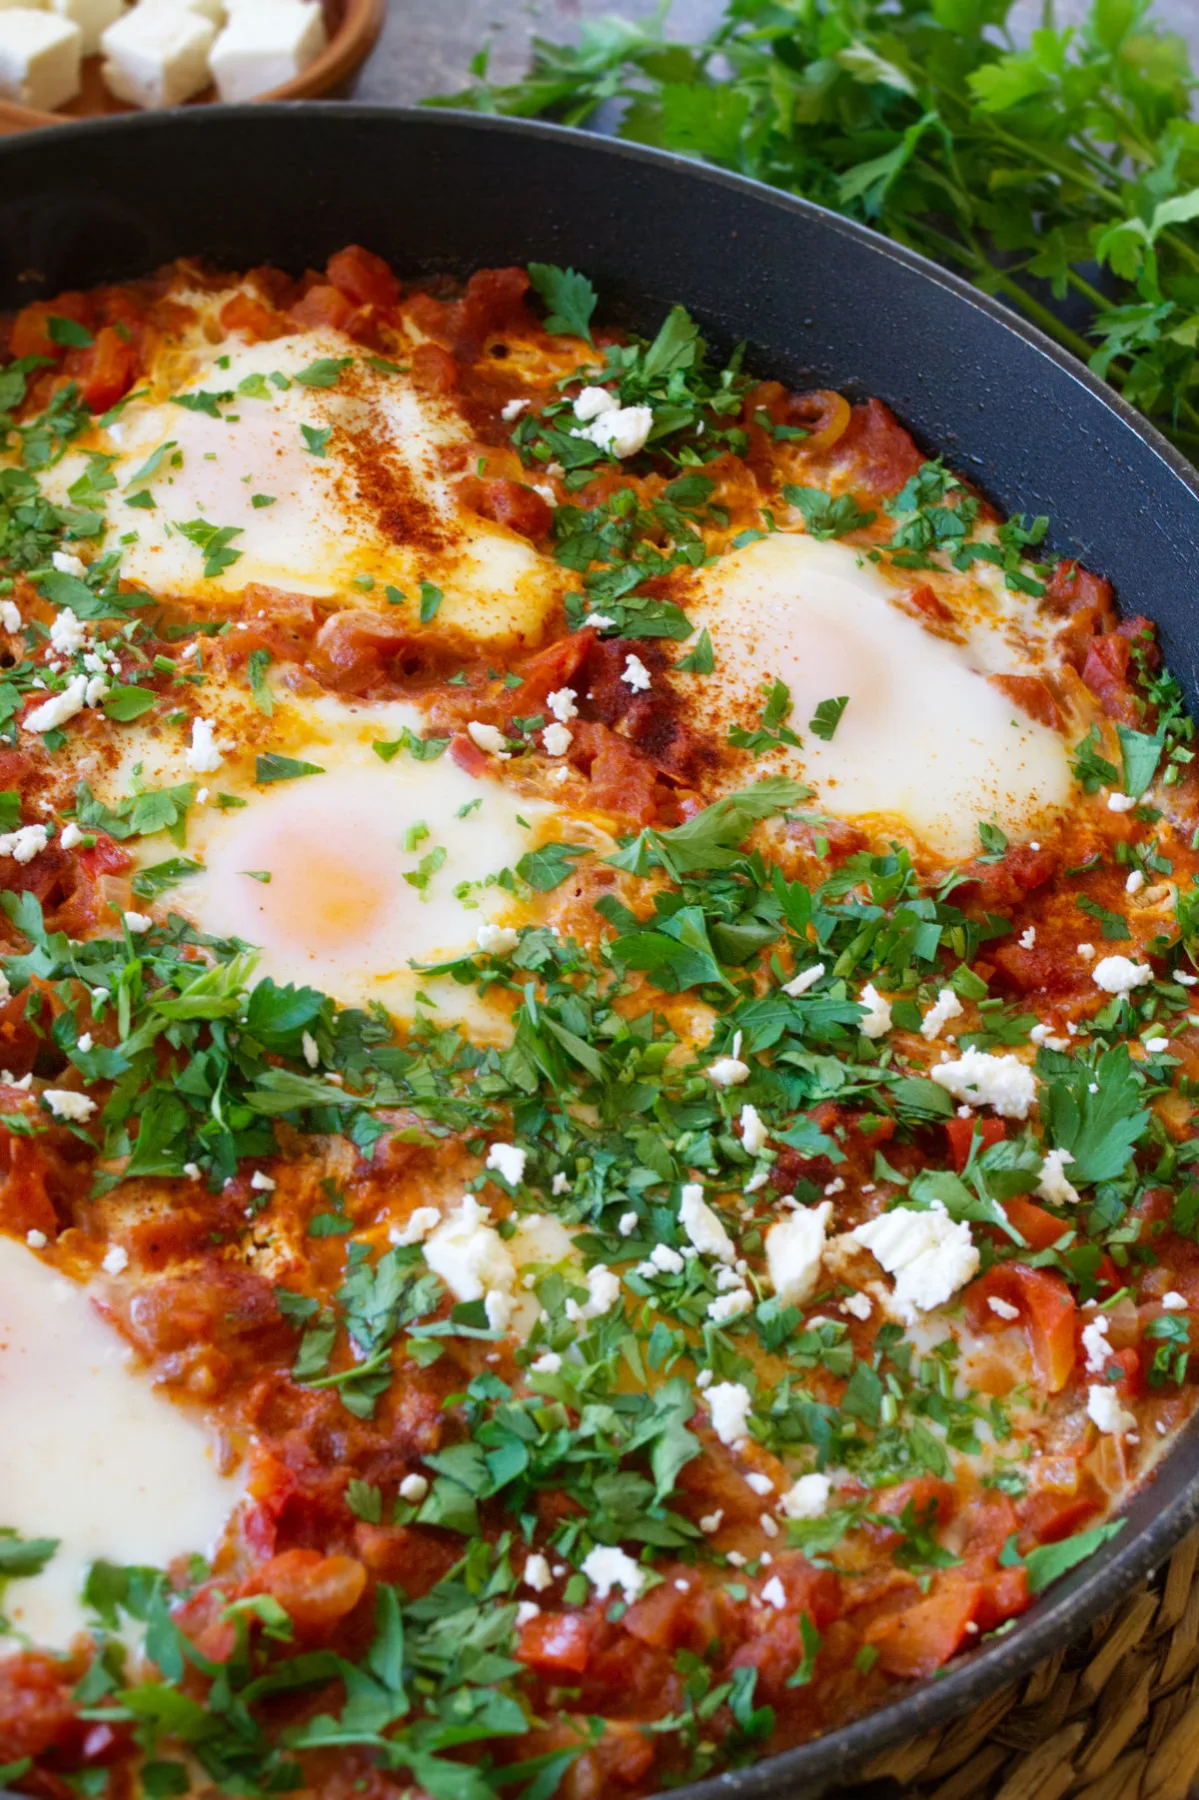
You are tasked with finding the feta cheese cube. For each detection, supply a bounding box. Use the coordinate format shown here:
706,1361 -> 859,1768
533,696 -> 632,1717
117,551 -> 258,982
0,9 -> 80,110
208,0 -> 325,103
47,0 -> 119,54
100,4 -> 214,107
139,0 -> 226,23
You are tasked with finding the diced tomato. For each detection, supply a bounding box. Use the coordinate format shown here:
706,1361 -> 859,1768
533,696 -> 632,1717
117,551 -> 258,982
966,1263 -> 1077,1392
975,1564 -> 1029,1632
989,673 -> 1063,731
866,1477 -> 957,1537
959,1491 -> 1018,1571
450,731 -> 492,779
1043,559 -> 1115,622
326,244 -> 400,309
827,397 -> 924,497
569,720 -> 660,824
0,1133 -> 58,1240
67,325 -> 136,412
0,1651 -> 86,1760
452,266 -> 533,350
249,1548 -> 367,1629
622,1572 -> 728,1653
1017,1488 -> 1101,1549
516,1609 -> 592,1676
1102,1344 -> 1144,1401
865,1574 -> 982,1679
1081,630 -> 1138,722
477,478 -> 553,540
905,582 -> 954,624
290,283 -> 355,333
9,292 -> 91,361
1002,1195 -> 1068,1251
944,1114 -> 1005,1172
220,291 -> 286,342
411,342 -> 459,393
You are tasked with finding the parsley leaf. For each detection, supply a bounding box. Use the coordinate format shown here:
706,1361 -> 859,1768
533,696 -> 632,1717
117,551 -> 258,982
1116,723 -> 1166,797
527,262 -> 598,342
301,424 -> 332,457
1043,1045 -> 1150,1184
783,484 -> 876,539
177,517 -> 244,580
294,356 -> 353,388
516,841 -> 591,891
809,695 -> 848,741
255,753 -> 325,784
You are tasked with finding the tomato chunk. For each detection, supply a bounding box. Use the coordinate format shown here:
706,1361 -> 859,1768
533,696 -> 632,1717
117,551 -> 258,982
865,1575 -> 982,1678
327,244 -> 400,309
966,1263 -> 1077,1392
515,1609 -> 591,1676
944,1115 -> 1005,1172
68,325 -> 136,412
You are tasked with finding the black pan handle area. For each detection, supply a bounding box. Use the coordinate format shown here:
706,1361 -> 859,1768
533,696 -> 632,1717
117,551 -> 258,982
2,102 -> 1199,1800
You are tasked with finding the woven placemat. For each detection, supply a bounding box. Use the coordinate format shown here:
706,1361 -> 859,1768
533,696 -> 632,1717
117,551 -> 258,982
830,1524 -> 1199,1800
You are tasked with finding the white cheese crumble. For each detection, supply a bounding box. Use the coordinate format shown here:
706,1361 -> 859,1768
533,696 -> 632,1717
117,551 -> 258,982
841,1292 -> 872,1321
706,1380 -> 753,1448
24,675 -> 87,735
780,1472 -> 832,1520
760,1575 -> 787,1611
1030,1023 -> 1069,1051
546,686 -> 579,724
1018,926 -> 1037,949
0,601 -> 21,633
552,1172 -> 571,1196
920,987 -> 964,1042
477,922 -> 520,957
1036,1147 -> 1080,1207
740,1103 -> 768,1156
523,1552 -> 552,1591
541,722 -> 573,756
581,1544 -> 646,1603
745,1471 -> 774,1496
783,962 -> 825,998
987,1295 -> 1020,1321
250,1170 -> 275,1192
583,612 -> 616,631
1087,1383 -> 1135,1436
1126,869 -> 1145,895
930,1047 -> 1036,1119
530,1351 -> 562,1374
646,1243 -> 685,1276
301,1031 -> 320,1069
573,402 -> 654,459
0,824 -> 48,865
852,1202 -> 979,1320
51,550 -> 87,578
1081,1313 -> 1111,1374
572,386 -> 617,422
392,1207 -> 441,1248
123,911 -> 153,934
423,1197 -> 516,1318
486,1141 -> 527,1187
185,716 -> 226,774
565,1264 -> 621,1323
1077,942 -> 1095,960
1163,1292 -> 1188,1311
707,1288 -> 753,1324
621,653 -> 652,693
765,1200 -> 832,1307
59,822 -> 83,850
399,1473 -> 429,1503
101,1244 -> 128,1276
466,721 -> 510,759
1107,791 -> 1137,813
25,1229 -> 47,1249
42,1088 -> 96,1122
1145,1036 -> 1169,1054
49,609 -> 88,656
706,1056 -> 750,1088
501,398 -> 529,421
679,1184 -> 735,1263
858,983 -> 892,1039
1092,955 -> 1153,995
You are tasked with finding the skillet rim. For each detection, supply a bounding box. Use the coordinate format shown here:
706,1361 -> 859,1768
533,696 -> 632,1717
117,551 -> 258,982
2,99 -> 1199,1799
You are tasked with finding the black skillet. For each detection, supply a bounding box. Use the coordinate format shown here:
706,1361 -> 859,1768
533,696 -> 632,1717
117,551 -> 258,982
1,104 -> 1198,1800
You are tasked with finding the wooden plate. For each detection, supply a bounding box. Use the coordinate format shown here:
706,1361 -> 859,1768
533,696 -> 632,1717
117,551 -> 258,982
0,0 -> 384,134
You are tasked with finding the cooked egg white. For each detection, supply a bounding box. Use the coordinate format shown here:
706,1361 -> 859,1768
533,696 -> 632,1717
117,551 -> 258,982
36,328 -> 564,647
90,690 -> 599,1035
682,532 -> 1073,859
0,1238 -> 242,1653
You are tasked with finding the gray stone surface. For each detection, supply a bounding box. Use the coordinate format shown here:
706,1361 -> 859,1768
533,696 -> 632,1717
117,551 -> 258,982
351,0 -> 1199,108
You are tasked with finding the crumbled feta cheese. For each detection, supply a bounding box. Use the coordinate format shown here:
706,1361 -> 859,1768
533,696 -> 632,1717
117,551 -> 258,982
123,911 -> 153,933
783,962 -> 825,998
42,1087 -> 95,1122
920,987 -> 964,1041
0,824 -> 48,865
699,1509 -> 723,1533
852,1202 -> 979,1319
501,399 -> 529,421
399,1473 -> 428,1503
185,716 -> 226,774
930,1047 -> 1036,1119
1018,926 -> 1037,949
48,609 -> 87,656
745,1471 -> 774,1496
1107,791 -> 1137,813
707,1055 -> 750,1087
466,720 -> 510,758
514,1600 -> 541,1628
546,687 -> 579,724
1175,970 -> 1198,986
0,601 -> 21,633
780,1472 -> 832,1520
1144,1036 -> 1169,1054
582,1544 -> 646,1603
24,675 -> 87,735
760,1575 -> 787,1611
1125,869 -> 1145,896
101,1244 -> 128,1276
485,1290 -> 513,1332
565,1263 -> 620,1323
1092,955 -> 1153,995
572,386 -> 617,422
858,982 -> 892,1039
250,1170 -> 275,1192
25,1229 -> 47,1249
841,1291 -> 872,1321
647,1243 -> 685,1275
573,402 -> 654,459
424,1197 -> 517,1317
740,1103 -> 768,1156
477,921 -> 520,957
183,1162 -> 200,1180
621,653 -> 651,693
1162,1291 -> 1187,1311
58,821 -> 83,850
583,612 -> 616,631
530,1351 -> 562,1374
523,1552 -> 552,1591
707,1288 -> 753,1324
679,1183 -> 735,1263
987,1295 -> 1020,1321
392,1206 -> 441,1247
765,1201 -> 832,1307
541,721 -> 572,757
1029,1023 -> 1069,1051
552,1172 -> 571,1196
1036,1147 -> 1080,1207
1087,1383 -> 1135,1436
1081,1313 -> 1111,1374
1077,942 -> 1095,960
617,1210 -> 638,1237
299,1030 -> 320,1070
486,1141 -> 527,1187
706,1380 -> 753,1448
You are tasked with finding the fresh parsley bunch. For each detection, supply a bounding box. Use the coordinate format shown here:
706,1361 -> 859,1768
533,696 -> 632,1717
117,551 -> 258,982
436,0 -> 1199,455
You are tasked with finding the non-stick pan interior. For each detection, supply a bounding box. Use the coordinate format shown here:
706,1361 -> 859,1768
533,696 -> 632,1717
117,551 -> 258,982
2,103 -> 1199,1798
